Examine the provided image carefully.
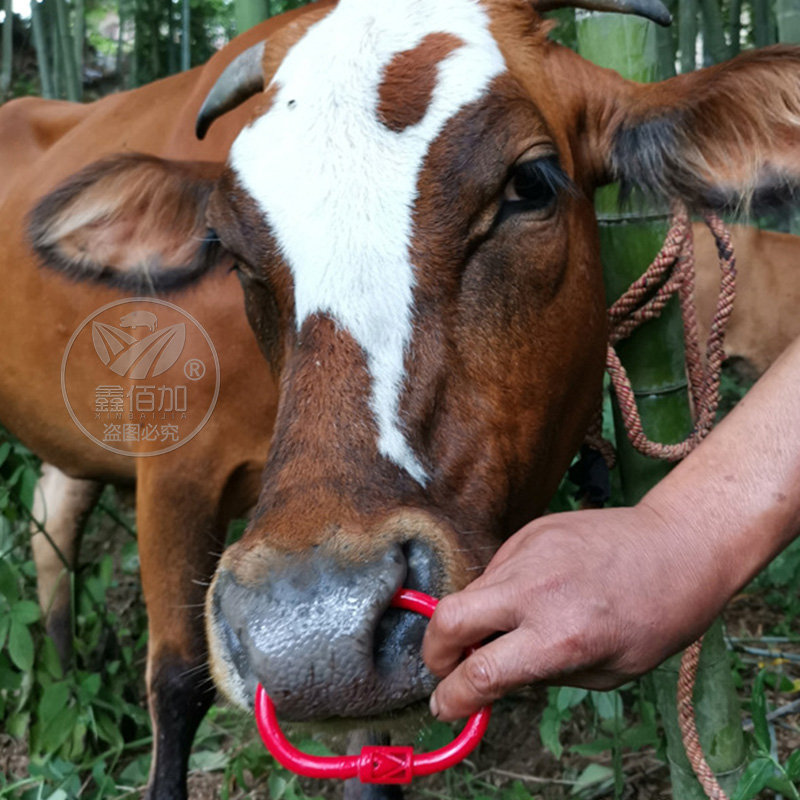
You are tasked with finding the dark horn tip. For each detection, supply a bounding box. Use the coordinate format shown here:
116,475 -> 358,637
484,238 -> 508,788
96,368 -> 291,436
195,116 -> 210,141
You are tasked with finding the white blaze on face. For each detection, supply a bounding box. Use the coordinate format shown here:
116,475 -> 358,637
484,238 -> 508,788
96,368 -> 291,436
230,0 -> 506,485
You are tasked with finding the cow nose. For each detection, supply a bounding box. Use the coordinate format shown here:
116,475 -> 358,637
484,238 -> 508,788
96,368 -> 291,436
208,540 -> 441,720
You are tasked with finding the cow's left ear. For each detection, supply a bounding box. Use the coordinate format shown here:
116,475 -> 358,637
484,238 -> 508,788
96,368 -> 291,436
29,153 -> 231,292
606,46 -> 800,211
551,45 -> 800,211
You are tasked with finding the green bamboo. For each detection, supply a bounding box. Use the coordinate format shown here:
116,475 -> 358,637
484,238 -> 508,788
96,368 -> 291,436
678,0 -> 698,72
576,12 -> 746,797
234,0 -> 269,33
30,0 -> 54,98
699,0 -> 729,64
46,0 -> 65,98
73,0 -> 84,87
728,0 -> 742,55
181,0 -> 190,71
657,0 -> 677,76
753,0 -> 776,46
116,0 -> 125,86
54,0 -> 80,100
1,0 -> 12,98
776,0 -> 800,40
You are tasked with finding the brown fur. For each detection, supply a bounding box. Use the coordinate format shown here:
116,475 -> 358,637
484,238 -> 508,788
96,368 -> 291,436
377,33 -> 464,132
694,222 -> 800,377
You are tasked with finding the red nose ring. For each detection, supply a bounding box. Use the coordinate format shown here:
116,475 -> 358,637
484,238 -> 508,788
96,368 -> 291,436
254,588 -> 492,784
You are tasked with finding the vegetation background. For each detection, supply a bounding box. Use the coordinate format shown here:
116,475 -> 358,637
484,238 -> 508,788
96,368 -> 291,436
1,0 -> 800,797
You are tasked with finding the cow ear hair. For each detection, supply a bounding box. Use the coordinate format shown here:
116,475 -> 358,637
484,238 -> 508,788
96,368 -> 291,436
29,153 -> 232,292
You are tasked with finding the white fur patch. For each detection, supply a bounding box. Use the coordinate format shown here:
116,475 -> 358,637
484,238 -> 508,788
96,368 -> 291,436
230,0 -> 505,484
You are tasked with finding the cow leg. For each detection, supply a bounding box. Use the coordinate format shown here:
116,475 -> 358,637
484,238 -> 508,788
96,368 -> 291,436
137,466 -> 229,800
343,731 -> 404,800
30,463 -> 103,669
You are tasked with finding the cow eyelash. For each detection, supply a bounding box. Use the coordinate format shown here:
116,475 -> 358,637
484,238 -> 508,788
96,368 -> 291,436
497,155 -> 576,223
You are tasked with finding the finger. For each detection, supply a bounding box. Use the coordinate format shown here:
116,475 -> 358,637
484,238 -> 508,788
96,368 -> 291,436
429,628 -> 542,721
422,583 -> 519,678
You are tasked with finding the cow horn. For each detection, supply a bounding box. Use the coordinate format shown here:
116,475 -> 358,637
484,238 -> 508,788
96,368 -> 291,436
196,41 -> 267,140
533,0 -> 672,26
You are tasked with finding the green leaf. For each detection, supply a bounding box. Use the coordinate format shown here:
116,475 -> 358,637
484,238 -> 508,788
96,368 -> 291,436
189,750 -> 229,772
786,750 -> 800,780
39,638 -> 64,680
19,466 -> 39,511
591,690 -> 623,721
5,710 -> 30,739
732,757 -> 775,800
268,772 -> 288,799
416,720 -> 455,750
297,739 -> 334,757
0,441 -> 11,469
39,705 -> 79,753
571,764 -> 614,795
571,737 -> 614,756
10,600 -> 41,625
767,771 -> 800,800
539,705 -> 565,759
0,560 -> 20,602
750,672 -> 771,753
38,682 -> 70,725
8,619 -> 34,672
0,615 -> 10,651
556,686 -> 588,712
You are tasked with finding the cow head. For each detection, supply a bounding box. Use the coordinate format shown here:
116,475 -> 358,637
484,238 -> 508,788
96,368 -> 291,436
31,0 -> 800,722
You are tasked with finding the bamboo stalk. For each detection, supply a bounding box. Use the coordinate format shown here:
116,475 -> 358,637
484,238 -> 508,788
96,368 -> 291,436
678,0 -> 698,72
753,0 -> 776,47
1,0 -> 12,99
116,0 -> 125,87
576,12 -> 746,798
73,0 -> 83,87
181,0 -> 190,71
54,0 -> 80,100
699,0 -> 729,64
30,0 -> 54,98
234,0 -> 269,34
728,0 -> 742,55
776,0 -> 800,41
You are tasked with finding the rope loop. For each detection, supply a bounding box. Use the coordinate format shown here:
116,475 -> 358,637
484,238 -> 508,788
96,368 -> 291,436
606,203 -> 737,462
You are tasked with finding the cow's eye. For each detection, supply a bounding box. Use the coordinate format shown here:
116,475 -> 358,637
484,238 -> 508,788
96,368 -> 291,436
501,155 -> 572,218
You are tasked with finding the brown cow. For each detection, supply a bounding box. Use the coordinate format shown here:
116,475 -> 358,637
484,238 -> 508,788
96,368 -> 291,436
695,223 -> 800,377
5,1 -> 800,798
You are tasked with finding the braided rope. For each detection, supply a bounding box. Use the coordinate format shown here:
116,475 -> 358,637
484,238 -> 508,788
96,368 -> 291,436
598,202 -> 737,799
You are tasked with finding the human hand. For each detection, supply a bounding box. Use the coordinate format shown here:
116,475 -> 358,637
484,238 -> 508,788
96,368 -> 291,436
422,503 -> 726,721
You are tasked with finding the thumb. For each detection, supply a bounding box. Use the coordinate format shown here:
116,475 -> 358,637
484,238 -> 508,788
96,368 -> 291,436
429,628 -> 548,722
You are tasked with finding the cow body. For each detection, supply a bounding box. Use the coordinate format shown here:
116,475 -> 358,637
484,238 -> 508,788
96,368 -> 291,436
5,0 -> 800,797
695,223 -> 800,377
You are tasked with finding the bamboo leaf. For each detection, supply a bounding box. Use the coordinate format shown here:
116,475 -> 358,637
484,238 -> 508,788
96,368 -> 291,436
732,757 -> 775,800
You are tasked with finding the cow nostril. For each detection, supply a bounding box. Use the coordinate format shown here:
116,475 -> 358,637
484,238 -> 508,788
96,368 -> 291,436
373,540 -> 441,677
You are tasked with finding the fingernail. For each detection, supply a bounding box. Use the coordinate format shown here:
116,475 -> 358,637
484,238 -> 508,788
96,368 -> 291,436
429,693 -> 440,718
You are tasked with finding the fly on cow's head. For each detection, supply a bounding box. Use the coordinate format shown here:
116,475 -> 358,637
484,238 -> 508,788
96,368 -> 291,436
31,0 -> 800,723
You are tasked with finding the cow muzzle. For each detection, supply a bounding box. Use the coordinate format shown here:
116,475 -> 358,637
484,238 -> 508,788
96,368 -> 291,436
206,539 -> 444,720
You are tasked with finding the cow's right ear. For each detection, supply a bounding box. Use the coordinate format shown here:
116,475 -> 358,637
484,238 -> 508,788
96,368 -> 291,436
29,153 -> 232,292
